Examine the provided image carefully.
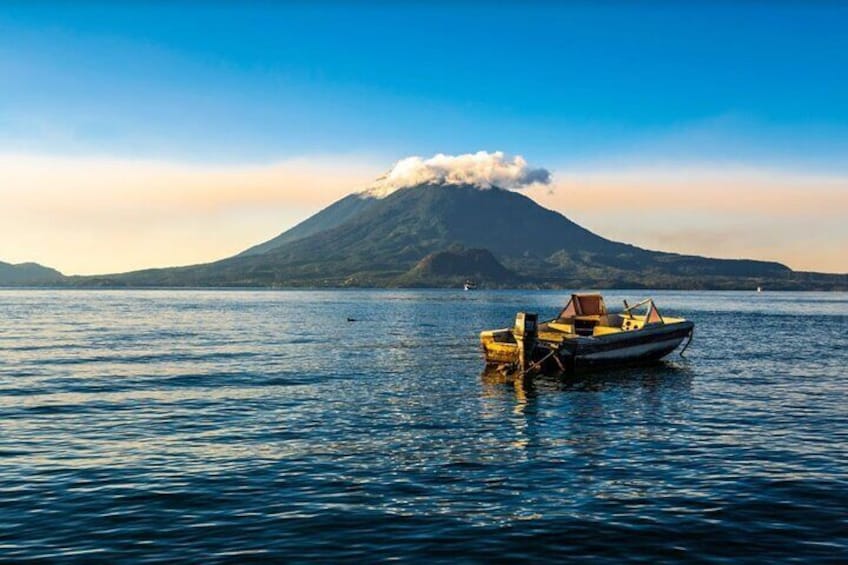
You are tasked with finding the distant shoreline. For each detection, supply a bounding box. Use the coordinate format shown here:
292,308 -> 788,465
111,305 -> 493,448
2,285 -> 846,292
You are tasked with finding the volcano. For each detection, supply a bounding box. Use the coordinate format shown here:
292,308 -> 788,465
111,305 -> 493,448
76,182 -> 844,290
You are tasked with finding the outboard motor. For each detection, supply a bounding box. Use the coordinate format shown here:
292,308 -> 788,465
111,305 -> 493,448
512,312 -> 538,374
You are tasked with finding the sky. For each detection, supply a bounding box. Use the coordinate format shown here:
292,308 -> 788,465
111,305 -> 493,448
1,1 -> 846,275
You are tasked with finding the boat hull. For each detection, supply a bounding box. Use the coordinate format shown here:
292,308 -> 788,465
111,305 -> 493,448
561,321 -> 693,370
482,321 -> 693,375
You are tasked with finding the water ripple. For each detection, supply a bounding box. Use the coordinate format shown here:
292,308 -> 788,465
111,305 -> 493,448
0,289 -> 846,562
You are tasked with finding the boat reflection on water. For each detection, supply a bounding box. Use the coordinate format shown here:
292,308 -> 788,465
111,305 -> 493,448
479,362 -> 695,457
480,360 -> 695,395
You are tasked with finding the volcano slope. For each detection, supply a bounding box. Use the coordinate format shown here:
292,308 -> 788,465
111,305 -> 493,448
75,183 -> 845,290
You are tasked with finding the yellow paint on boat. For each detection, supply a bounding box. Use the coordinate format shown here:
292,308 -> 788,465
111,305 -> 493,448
546,322 -> 574,334
592,325 -> 622,336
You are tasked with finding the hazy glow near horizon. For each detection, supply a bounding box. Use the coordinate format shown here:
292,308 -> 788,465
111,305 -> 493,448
0,153 -> 380,275
2,152 -> 845,275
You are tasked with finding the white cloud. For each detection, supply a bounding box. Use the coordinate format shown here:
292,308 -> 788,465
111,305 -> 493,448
363,151 -> 551,197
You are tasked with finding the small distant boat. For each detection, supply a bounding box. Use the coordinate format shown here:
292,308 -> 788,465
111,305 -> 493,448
480,294 -> 694,376
464,280 -> 477,291
756,286 -> 763,293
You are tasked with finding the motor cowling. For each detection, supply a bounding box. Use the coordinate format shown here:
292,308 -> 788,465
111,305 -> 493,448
512,312 -> 538,374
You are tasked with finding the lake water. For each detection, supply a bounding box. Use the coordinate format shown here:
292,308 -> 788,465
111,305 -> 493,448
1,289 -> 846,562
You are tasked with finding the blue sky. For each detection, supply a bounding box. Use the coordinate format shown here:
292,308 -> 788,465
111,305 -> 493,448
1,2 -> 847,274
3,2 -> 847,168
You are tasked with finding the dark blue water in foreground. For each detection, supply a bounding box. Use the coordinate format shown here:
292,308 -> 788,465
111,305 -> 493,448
1,289 -> 846,563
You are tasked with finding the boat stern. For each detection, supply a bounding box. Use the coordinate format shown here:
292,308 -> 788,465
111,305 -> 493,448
480,328 -> 519,365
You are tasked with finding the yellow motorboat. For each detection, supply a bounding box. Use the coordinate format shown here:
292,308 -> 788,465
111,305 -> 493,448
480,294 -> 694,376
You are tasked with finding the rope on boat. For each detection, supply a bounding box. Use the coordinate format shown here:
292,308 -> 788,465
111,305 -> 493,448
521,345 -> 560,377
680,327 -> 694,357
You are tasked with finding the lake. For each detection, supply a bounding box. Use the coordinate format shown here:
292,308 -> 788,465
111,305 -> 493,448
1,289 -> 846,562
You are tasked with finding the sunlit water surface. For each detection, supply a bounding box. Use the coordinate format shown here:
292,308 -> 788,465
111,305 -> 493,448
1,289 -> 846,562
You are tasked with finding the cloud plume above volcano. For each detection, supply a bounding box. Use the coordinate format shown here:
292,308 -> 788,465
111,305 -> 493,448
365,151 -> 551,197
